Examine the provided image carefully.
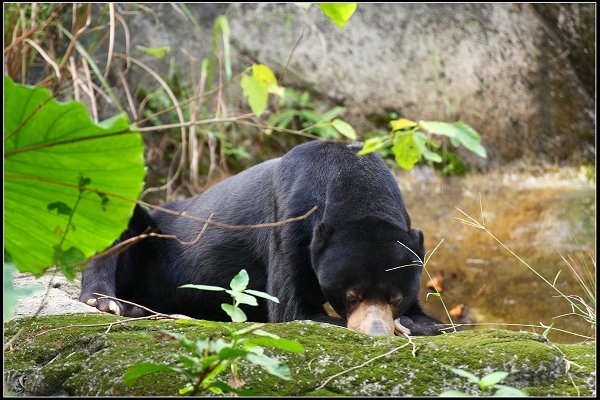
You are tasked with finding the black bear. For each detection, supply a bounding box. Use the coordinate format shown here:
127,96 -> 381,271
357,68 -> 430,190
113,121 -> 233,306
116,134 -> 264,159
80,141 -> 442,336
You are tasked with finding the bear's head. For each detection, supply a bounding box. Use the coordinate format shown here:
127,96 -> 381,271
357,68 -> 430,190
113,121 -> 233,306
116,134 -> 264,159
310,216 -> 425,336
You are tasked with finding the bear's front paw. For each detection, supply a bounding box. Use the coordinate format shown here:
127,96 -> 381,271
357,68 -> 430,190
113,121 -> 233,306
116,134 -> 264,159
395,316 -> 444,336
82,294 -> 123,316
393,318 -> 411,336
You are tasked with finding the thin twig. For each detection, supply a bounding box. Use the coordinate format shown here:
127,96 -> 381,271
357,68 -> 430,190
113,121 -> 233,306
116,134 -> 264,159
85,213 -> 214,263
22,38 -> 61,79
399,330 -> 418,357
103,3 -> 115,78
316,344 -> 410,390
445,322 -> 593,340
92,293 -> 170,317
33,314 -> 169,338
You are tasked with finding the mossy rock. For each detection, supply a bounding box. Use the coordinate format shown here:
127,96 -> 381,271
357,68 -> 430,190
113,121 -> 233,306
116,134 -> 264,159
3,314 -> 596,396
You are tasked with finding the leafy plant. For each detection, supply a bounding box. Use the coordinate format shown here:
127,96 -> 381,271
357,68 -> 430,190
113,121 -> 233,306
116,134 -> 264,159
267,87 -> 356,140
241,64 -> 285,117
440,365 -> 527,397
124,269 -> 305,395
295,3 -> 358,29
359,117 -> 486,170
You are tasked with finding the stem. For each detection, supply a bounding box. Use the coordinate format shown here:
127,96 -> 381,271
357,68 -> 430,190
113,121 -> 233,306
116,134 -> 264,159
482,227 -> 590,317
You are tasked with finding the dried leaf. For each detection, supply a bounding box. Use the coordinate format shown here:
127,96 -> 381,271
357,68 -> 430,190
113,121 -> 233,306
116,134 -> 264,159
449,303 -> 465,319
426,271 -> 444,293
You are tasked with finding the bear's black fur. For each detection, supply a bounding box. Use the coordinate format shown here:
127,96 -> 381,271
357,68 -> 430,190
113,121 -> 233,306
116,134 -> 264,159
80,141 -> 442,336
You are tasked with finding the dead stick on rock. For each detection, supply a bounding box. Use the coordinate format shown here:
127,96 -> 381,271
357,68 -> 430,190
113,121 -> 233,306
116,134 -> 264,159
316,343 -> 410,390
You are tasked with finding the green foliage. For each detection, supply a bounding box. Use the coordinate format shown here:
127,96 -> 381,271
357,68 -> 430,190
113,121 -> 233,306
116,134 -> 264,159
4,76 -> 146,278
136,45 -> 171,59
267,88 -> 354,140
241,64 -> 285,117
439,365 -> 527,397
124,269 -> 304,396
3,255 -> 43,321
359,117 -> 486,172
318,3 -> 358,29
294,3 -> 358,29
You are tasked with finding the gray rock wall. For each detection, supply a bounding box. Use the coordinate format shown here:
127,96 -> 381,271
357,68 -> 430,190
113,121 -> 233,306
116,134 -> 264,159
123,3 -> 594,167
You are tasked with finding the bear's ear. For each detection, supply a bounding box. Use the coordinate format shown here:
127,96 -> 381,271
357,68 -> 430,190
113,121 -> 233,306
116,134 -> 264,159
409,228 -> 425,258
313,223 -> 334,249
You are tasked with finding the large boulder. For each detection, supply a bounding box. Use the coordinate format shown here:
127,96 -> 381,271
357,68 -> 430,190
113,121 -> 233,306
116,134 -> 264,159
3,314 -> 595,396
119,3 -> 595,166
226,3 -> 594,166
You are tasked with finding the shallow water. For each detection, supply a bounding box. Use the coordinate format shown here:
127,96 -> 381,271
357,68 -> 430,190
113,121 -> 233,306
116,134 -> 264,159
398,167 -> 596,343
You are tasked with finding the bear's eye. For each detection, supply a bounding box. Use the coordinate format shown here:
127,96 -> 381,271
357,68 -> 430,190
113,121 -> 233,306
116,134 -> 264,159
390,295 -> 403,306
346,292 -> 361,306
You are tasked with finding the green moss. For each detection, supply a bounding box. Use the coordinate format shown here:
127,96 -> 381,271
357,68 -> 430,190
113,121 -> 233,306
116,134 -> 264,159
3,314 -> 596,396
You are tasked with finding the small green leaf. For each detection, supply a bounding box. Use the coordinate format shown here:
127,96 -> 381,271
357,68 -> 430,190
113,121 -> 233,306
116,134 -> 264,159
245,337 -> 305,353
390,118 -> 417,132
178,384 -> 195,395
221,304 -> 247,322
136,45 -> 171,59
440,390 -> 471,397
493,385 -> 528,397
414,132 -> 443,163
47,201 -> 72,216
245,352 -> 291,380
241,64 -> 284,116
226,290 -> 258,306
230,269 -> 249,292
205,381 -> 255,396
392,132 -> 421,170
241,74 -> 266,116
218,347 -> 248,360
252,329 -> 280,338
541,322 -> 554,338
318,3 -> 357,29
319,106 -> 347,122
358,137 -> 386,155
176,354 -> 201,370
452,121 -> 487,158
123,363 -> 176,386
178,284 -> 226,292
479,371 -> 508,389
446,367 -> 480,384
331,119 -> 357,140
233,323 -> 266,336
54,246 -> 85,281
418,120 -> 461,138
244,289 -> 280,304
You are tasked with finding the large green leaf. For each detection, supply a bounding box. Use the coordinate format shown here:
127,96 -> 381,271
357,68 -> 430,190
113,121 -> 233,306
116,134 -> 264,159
4,76 -> 146,276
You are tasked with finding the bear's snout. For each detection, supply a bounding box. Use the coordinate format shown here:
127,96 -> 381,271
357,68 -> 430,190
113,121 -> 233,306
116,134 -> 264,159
346,301 -> 395,336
